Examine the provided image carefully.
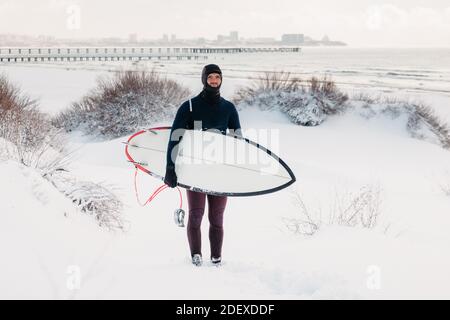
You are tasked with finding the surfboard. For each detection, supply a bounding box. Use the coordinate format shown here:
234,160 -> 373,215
125,127 -> 296,196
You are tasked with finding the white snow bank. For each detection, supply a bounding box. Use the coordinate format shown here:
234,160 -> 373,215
237,91 -> 450,150
0,160 -> 115,299
2,104 -> 450,298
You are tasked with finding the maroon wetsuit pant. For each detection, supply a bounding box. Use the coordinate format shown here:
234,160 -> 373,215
186,189 -> 228,259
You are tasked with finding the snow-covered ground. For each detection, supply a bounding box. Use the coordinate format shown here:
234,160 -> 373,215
1,50 -> 450,299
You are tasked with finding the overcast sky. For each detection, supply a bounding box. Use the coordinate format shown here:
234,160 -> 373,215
1,0 -> 450,47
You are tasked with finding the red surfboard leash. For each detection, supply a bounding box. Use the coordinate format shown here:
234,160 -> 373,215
133,166 -> 183,209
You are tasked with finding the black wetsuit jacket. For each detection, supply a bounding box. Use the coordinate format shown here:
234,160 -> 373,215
166,90 -> 242,169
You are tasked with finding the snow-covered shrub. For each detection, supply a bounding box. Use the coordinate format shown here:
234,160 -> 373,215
284,184 -> 383,236
1,75 -> 124,231
53,69 -> 190,139
234,72 -> 449,149
44,170 -> 125,231
233,72 -> 349,126
0,75 -> 68,173
353,95 -> 450,149
0,74 -> 38,144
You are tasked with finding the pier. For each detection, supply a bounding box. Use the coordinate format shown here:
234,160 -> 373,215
0,47 -> 301,63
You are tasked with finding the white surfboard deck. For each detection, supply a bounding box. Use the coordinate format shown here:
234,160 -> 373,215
125,127 -> 296,196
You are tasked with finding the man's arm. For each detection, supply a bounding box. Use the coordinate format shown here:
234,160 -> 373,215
228,103 -> 242,137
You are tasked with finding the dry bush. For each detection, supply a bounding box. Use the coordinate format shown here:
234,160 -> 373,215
0,75 -> 69,173
283,191 -> 321,236
234,71 -> 302,103
0,75 -> 37,113
329,185 -> 382,229
284,184 -> 383,236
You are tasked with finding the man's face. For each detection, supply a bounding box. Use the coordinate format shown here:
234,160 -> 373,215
207,73 -> 222,88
